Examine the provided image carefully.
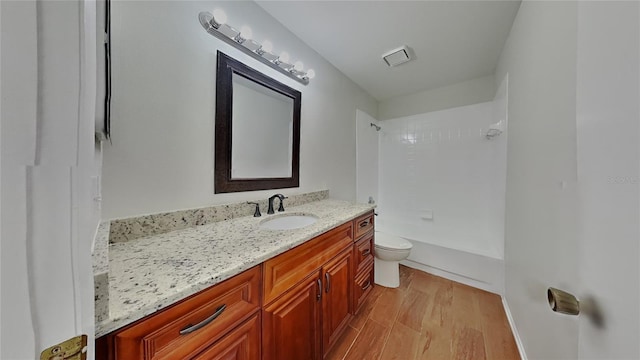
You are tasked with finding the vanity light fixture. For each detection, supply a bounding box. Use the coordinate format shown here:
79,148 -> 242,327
278,51 -> 290,64
199,9 -> 314,84
239,26 -> 252,41
212,9 -> 227,27
218,24 -> 240,39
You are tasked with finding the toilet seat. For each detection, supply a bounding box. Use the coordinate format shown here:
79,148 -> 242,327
375,231 -> 413,251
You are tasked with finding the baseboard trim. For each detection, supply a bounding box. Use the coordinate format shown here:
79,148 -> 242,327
401,259 -> 501,295
501,296 -> 527,360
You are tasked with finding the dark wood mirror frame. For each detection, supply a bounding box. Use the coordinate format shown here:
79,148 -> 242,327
214,51 -> 301,194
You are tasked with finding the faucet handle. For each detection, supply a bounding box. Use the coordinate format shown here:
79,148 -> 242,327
247,202 -> 261,217
278,196 -> 288,212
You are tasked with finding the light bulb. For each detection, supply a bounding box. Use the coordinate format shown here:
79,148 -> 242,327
306,69 -> 316,79
212,9 -> 227,25
294,61 -> 304,71
279,51 -> 290,63
261,40 -> 273,53
240,26 -> 252,40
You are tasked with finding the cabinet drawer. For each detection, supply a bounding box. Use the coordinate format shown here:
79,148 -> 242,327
354,212 -> 374,239
112,266 -> 261,360
192,313 -> 260,360
263,223 -> 353,304
353,263 -> 374,313
354,233 -> 374,275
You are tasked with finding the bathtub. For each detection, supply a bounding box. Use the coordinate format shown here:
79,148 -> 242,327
376,216 -> 504,294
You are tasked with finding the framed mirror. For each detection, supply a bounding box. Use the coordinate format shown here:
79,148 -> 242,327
215,51 -> 301,193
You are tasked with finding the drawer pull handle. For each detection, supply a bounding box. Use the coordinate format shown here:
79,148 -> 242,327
325,273 -> 331,293
362,280 -> 371,291
359,220 -> 369,228
317,279 -> 322,301
362,248 -> 371,257
179,304 -> 227,335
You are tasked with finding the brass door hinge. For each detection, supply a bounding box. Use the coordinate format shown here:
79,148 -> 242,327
40,335 -> 87,360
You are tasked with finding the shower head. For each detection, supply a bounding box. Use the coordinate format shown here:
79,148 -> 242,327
370,123 -> 381,131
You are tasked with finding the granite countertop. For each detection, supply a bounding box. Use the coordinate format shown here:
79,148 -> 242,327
96,199 -> 375,337
93,222 -> 110,275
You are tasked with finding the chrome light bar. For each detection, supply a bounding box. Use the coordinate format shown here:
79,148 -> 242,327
198,10 -> 315,85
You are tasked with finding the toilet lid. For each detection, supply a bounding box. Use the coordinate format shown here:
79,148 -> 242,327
375,231 -> 413,250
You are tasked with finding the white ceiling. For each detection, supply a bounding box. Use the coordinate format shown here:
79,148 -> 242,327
257,1 -> 521,101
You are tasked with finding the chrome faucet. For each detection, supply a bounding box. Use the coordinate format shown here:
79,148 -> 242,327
267,194 -> 287,214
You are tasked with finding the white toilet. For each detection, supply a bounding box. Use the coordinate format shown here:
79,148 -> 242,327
374,231 -> 413,288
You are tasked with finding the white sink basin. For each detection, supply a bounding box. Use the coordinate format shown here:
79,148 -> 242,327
259,213 -> 319,231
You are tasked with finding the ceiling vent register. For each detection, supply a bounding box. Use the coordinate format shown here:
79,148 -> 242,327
382,45 -> 413,67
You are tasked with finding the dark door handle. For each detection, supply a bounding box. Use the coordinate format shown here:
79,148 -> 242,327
362,248 -> 371,257
325,272 -> 331,293
179,304 -> 226,335
359,220 -> 369,228
362,280 -> 371,291
316,279 -> 322,301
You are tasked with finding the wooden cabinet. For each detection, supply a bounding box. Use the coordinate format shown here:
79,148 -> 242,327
97,266 -> 261,360
262,223 -> 355,359
353,232 -> 374,275
322,247 -> 353,354
262,223 -> 353,304
354,212 -> 374,239
263,247 -> 354,360
192,314 -> 260,360
352,212 -> 376,314
353,262 -> 375,313
97,211 -> 376,360
262,271 -> 323,360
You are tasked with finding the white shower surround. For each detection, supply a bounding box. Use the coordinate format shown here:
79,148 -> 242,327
357,80 -> 508,293
378,100 -> 507,256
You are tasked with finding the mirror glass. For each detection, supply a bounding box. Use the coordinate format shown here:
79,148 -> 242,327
231,73 -> 294,179
215,51 -> 301,194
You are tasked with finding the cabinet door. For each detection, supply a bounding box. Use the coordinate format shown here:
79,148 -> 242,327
191,314 -> 260,360
322,247 -> 353,355
262,271 -> 322,360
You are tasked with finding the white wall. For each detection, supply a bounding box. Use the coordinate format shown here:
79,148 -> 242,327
1,0 -> 101,358
378,101 -> 506,259
495,2 -> 580,358
1,2 -> 38,357
377,75 -> 495,121
355,110 -> 379,205
490,75 -> 508,260
576,2 -> 640,358
102,1 -> 377,219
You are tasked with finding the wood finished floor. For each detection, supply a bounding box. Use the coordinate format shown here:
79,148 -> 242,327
327,265 -> 520,360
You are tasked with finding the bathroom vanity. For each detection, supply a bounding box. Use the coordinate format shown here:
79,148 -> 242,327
95,200 -> 375,360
